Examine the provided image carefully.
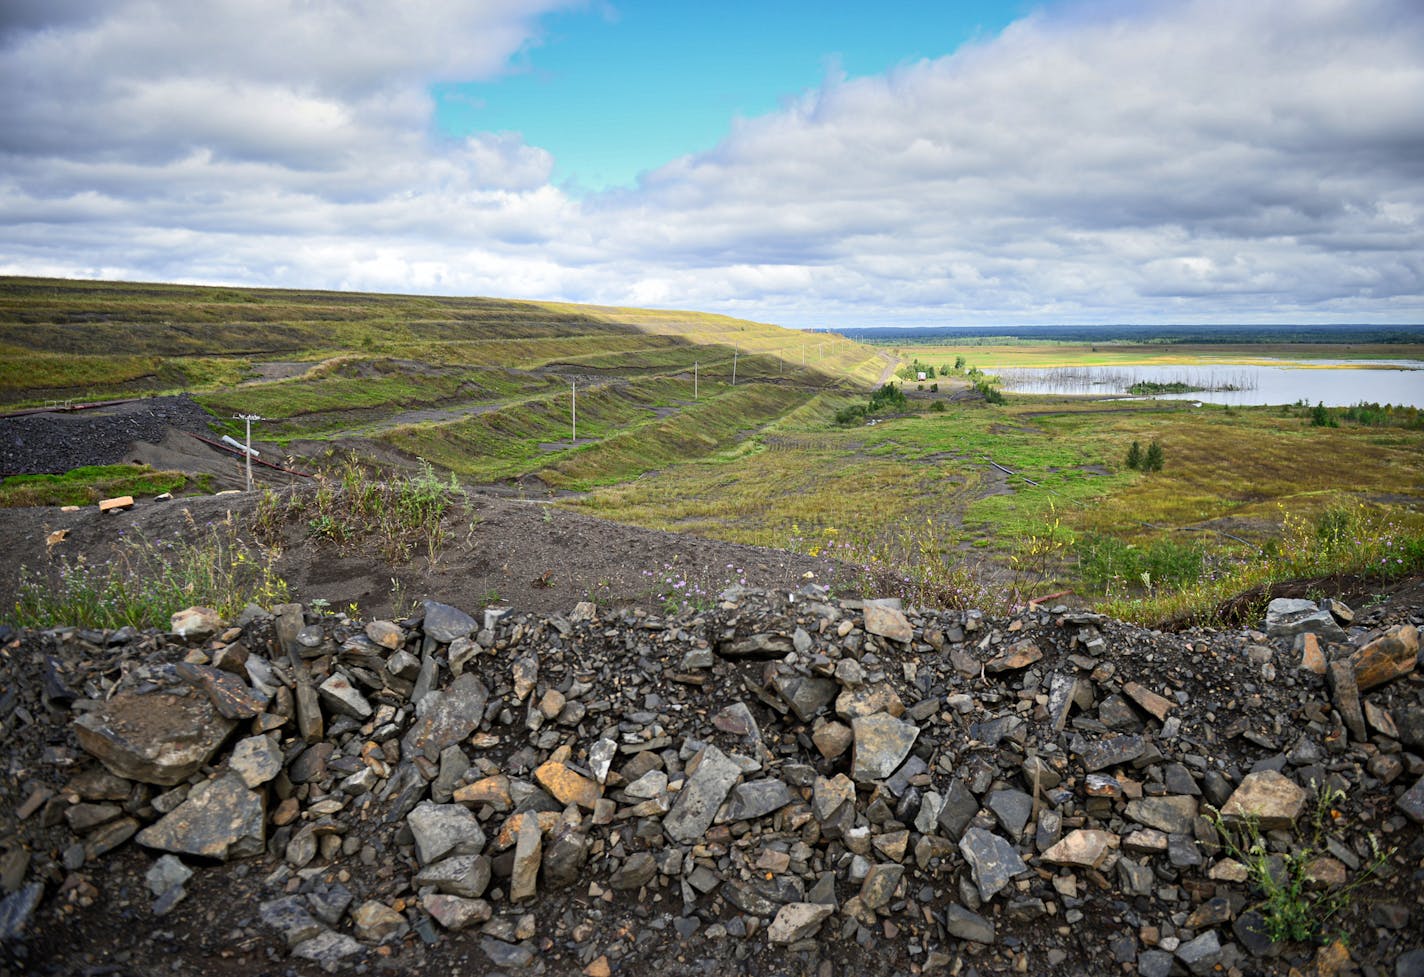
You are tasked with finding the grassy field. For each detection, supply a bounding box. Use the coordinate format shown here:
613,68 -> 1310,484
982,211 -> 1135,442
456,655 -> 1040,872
4,276 -> 1421,624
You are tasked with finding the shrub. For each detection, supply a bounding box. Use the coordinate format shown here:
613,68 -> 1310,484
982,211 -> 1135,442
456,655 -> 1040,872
1310,402 -> 1337,427
1144,439 -> 1164,472
1125,441 -> 1143,470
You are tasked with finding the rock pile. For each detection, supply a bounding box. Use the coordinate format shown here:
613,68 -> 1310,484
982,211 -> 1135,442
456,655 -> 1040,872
1,589 -> 1422,977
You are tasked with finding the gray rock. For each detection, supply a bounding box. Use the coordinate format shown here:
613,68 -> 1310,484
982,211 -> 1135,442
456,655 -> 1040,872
1125,795 -> 1198,834
260,895 -> 325,947
1398,775 -> 1424,824
229,734 -> 283,788
416,854 -> 491,898
145,853 -> 192,896
718,632 -> 794,658
773,674 -> 838,722
422,893 -> 491,931
73,692 -> 237,786
481,938 -> 534,970
306,882 -> 354,927
135,774 -> 264,860
317,672 -> 372,719
541,824 -> 588,890
958,828 -> 1027,902
610,851 -> 657,890
863,602 -> 913,643
407,802 -> 486,865
768,902 -> 834,943
720,778 -> 794,822
1264,598 -> 1347,642
292,930 -> 363,972
0,883 -> 42,940
943,903 -> 995,944
422,600 -> 477,643
851,713 -> 920,782
937,780 -> 979,841
1396,949 -> 1424,977
860,863 -> 904,909
1078,733 -> 1147,772
663,745 -> 742,844
174,662 -> 267,719
402,672 -> 489,762
509,813 -> 541,902
986,789 -> 1034,837
1138,949 -> 1175,977
1175,930 -> 1222,975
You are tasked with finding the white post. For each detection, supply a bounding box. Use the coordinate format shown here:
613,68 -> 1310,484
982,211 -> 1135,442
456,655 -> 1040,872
732,348 -> 738,387
694,361 -> 698,400
571,380 -> 577,449
234,413 -> 262,491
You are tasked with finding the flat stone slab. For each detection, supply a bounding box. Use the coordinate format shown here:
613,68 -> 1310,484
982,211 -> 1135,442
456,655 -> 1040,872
663,745 -> 742,844
1220,770 -> 1307,831
863,602 -> 913,643
959,827 -> 1027,902
719,778 -> 794,823
136,773 -> 265,860
768,902 -> 834,943
1264,598 -> 1347,642
1125,795 -> 1199,834
408,802 -> 487,865
851,713 -> 920,782
422,600 -> 477,643
74,692 -> 237,786
1042,829 -> 1120,869
402,672 -> 489,761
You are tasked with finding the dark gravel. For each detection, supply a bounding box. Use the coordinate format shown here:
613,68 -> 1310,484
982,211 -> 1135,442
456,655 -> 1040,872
0,396 -> 215,475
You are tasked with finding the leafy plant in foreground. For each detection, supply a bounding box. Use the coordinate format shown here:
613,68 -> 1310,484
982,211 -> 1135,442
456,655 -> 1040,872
1208,784 -> 1393,944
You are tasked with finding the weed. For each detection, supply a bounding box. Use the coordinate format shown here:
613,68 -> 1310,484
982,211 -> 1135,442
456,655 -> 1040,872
1208,784 -> 1393,945
12,511 -> 288,629
258,455 -> 463,562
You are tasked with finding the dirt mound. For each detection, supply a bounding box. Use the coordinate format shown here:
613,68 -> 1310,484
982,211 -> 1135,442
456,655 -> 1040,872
0,396 -> 216,475
0,487 -> 855,623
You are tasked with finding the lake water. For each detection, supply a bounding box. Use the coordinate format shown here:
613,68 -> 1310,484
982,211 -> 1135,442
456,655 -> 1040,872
995,360 -> 1424,408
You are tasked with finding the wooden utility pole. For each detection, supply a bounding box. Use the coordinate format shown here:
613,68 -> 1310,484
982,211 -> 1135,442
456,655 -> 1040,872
234,414 -> 263,491
570,380 -> 577,449
732,348 -> 738,387
694,361 -> 698,400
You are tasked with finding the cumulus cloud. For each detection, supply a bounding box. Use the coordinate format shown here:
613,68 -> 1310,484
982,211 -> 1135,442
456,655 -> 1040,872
1,0 -> 1421,324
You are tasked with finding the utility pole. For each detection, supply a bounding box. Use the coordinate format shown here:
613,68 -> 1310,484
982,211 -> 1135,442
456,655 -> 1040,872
732,348 -> 738,387
234,414 -> 263,492
694,361 -> 698,400
570,379 -> 577,449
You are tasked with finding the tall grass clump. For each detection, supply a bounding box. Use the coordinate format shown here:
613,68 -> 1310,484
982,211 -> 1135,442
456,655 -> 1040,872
257,456 -> 464,561
787,517 -> 1022,613
1094,502 -> 1424,624
11,511 -> 289,630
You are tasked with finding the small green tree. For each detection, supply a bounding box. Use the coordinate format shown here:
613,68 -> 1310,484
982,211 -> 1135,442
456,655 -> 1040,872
1126,441 -> 1143,470
954,355 -> 966,371
1144,440 -> 1164,472
1310,402 -> 1337,427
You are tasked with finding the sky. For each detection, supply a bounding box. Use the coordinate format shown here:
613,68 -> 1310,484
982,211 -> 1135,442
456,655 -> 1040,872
1,0 -> 1421,329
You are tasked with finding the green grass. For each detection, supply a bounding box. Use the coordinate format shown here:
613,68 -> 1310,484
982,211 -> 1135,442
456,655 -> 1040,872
0,464 -> 200,508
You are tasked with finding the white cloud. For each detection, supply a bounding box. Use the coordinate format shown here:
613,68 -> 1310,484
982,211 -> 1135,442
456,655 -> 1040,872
1,0 -> 1421,325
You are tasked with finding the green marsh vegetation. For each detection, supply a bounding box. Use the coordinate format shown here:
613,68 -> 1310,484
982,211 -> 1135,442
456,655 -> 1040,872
5,277 -> 1421,628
